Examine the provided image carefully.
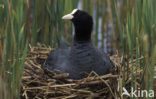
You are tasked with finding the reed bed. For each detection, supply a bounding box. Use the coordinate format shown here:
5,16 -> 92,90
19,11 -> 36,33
0,0 -> 156,98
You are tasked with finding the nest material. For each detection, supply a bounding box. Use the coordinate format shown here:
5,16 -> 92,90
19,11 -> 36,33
21,44 -> 154,99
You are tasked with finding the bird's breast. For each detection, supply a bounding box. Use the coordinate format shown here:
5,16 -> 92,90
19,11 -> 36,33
69,43 -> 96,69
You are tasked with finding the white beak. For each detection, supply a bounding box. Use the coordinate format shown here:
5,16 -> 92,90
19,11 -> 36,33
62,14 -> 73,20
62,9 -> 78,20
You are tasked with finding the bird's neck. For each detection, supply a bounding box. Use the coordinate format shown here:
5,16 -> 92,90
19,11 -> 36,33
74,27 -> 92,42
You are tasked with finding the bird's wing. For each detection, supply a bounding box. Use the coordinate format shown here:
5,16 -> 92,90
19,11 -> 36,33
101,50 -> 114,67
42,42 -> 71,71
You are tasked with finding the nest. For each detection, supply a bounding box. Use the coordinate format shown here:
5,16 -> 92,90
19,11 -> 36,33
21,44 -> 149,99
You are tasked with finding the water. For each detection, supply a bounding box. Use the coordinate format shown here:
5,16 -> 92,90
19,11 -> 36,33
77,0 -> 116,54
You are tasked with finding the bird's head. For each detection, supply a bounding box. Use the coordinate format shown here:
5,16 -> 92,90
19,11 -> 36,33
62,9 -> 93,42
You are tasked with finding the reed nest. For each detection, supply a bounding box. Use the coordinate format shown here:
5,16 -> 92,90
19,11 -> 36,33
21,44 -> 155,99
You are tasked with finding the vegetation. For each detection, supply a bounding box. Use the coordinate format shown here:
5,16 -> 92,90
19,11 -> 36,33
0,0 -> 155,98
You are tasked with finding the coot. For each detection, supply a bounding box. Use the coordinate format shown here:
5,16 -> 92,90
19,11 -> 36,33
42,9 -> 114,79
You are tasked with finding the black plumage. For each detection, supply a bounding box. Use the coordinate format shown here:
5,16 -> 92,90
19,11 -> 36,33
42,9 -> 114,79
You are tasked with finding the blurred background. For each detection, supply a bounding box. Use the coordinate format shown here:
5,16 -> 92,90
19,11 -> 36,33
0,0 -> 156,98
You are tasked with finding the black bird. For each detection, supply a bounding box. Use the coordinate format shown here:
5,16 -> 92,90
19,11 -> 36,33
42,9 -> 114,79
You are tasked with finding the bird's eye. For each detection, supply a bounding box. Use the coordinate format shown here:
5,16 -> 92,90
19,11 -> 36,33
75,11 -> 81,17
77,12 -> 80,16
